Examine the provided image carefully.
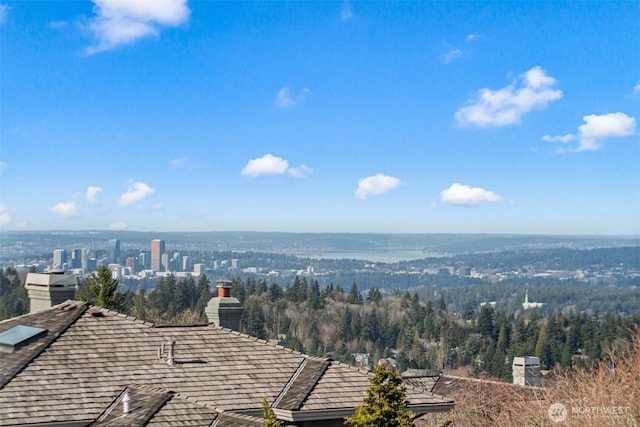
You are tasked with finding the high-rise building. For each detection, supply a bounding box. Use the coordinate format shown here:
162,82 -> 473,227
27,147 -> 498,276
150,239 -> 165,272
107,239 -> 121,265
182,256 -> 192,272
138,252 -> 150,270
161,253 -> 170,272
81,249 -> 90,271
125,256 -> 137,274
52,249 -> 67,270
193,263 -> 205,275
71,249 -> 83,269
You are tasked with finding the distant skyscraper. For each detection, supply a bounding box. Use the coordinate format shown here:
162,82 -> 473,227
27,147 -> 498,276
107,239 -> 121,265
182,256 -> 192,272
71,249 -> 83,269
52,249 -> 67,270
193,263 -> 205,275
139,252 -> 150,270
151,239 -> 165,272
161,253 -> 170,272
125,256 -> 137,274
81,249 -> 91,271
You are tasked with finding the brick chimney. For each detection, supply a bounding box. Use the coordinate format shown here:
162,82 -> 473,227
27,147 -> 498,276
205,280 -> 243,331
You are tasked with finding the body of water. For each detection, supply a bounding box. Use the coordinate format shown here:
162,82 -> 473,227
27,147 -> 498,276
310,249 -> 445,263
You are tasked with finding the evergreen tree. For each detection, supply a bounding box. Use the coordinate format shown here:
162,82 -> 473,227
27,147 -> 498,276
477,305 -> 496,340
307,279 -> 322,309
462,304 -> 475,321
367,287 -> 383,305
134,285 -> 147,320
260,398 -> 281,427
0,269 -> 28,320
344,363 -> 413,427
77,265 -> 123,310
196,274 -> 212,320
348,282 -> 363,305
436,293 -> 447,312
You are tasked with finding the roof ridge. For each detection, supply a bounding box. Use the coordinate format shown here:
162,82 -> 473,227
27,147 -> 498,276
211,327 -> 335,358
272,358 -> 331,411
439,374 -> 543,390
289,359 -> 331,410
90,304 -> 156,327
330,359 -> 370,374
272,358 -> 307,408
152,323 -> 210,328
172,391 -> 218,409
94,384 -> 174,425
0,302 -> 89,391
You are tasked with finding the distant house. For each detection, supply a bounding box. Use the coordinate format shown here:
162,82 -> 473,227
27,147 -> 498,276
0,274 -> 454,426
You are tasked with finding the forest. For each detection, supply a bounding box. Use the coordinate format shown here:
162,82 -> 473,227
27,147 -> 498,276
2,267 -> 638,382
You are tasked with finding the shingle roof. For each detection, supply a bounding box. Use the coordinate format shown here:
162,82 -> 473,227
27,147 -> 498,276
273,358 -> 330,410
0,301 -> 454,425
94,384 -> 174,426
403,375 -> 440,393
0,300 -> 87,390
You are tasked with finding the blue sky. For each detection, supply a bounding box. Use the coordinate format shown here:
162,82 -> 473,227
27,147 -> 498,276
1,1 -> 638,234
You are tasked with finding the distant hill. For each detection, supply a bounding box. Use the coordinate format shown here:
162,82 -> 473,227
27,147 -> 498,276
2,230 -> 638,259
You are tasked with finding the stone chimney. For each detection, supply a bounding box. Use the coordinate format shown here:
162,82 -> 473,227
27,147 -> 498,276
205,280 -> 243,331
25,272 -> 78,313
512,356 -> 541,386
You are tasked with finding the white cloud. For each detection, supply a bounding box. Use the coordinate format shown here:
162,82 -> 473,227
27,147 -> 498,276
634,81 -> 640,94
109,221 -> 127,230
0,204 -> 11,227
544,112 -> 637,152
340,4 -> 353,21
241,154 -> 289,177
85,185 -> 103,202
466,34 -> 478,41
287,165 -> 313,178
455,66 -> 563,127
275,87 -> 311,108
440,183 -> 501,206
355,174 -> 401,199
0,4 -> 8,24
576,113 -> 636,151
51,201 -> 80,218
85,0 -> 190,55
0,161 -> 6,174
170,157 -> 188,167
442,48 -> 462,64
118,180 -> 155,206
541,134 -> 576,143
170,156 -> 198,169
15,221 -> 28,230
241,154 -> 313,179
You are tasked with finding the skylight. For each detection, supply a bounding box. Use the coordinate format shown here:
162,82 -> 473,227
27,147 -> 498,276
0,325 -> 48,353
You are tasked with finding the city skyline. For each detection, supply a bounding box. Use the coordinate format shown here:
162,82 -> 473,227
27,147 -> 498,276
1,1 -> 639,235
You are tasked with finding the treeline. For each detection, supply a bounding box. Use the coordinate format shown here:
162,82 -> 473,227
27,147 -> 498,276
219,276 -> 639,380
127,274 -> 637,381
0,267 -> 29,320
2,269 -> 638,384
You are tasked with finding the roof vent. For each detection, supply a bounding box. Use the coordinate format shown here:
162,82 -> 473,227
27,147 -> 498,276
0,325 -> 48,353
157,340 -> 176,365
122,392 -> 131,414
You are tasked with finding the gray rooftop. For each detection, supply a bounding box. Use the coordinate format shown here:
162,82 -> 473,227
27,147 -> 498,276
0,301 -> 453,426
